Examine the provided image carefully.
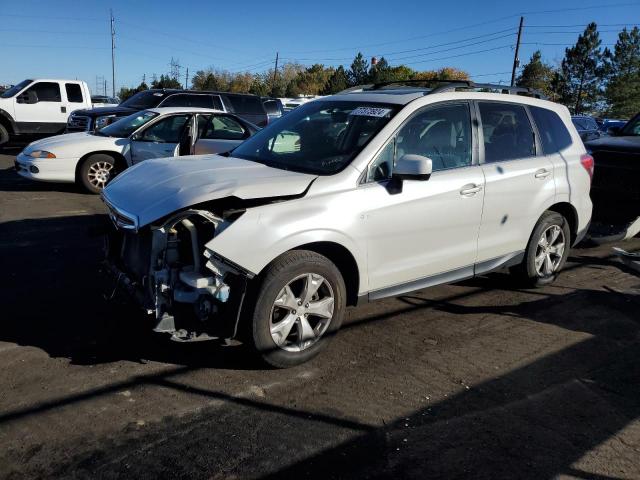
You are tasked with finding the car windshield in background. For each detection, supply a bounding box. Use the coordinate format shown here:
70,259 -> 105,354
97,110 -> 158,138
119,91 -> 166,109
621,115 -> 640,136
1,79 -> 32,98
231,101 -> 399,175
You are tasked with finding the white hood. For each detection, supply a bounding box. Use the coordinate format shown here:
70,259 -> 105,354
102,154 -> 317,228
23,132 -> 125,157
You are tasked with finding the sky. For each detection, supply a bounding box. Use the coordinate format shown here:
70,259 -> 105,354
1,0 -> 639,95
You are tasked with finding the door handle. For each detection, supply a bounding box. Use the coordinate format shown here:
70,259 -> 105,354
61,106 -> 67,113
460,184 -> 483,196
534,168 -> 551,179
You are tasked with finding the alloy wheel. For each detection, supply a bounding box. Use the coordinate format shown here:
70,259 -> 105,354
87,161 -> 114,189
269,273 -> 335,352
534,224 -> 566,277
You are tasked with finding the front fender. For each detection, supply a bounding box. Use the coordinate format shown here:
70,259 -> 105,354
206,202 -> 369,293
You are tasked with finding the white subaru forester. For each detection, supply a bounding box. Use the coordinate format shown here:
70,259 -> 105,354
102,81 -> 593,368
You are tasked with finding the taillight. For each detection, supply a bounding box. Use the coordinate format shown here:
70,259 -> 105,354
580,153 -> 594,181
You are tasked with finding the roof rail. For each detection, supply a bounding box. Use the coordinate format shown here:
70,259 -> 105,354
431,81 -> 546,99
361,79 -> 546,99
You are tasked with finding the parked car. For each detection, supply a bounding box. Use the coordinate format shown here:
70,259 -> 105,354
67,89 -> 269,134
261,97 -> 284,122
0,78 -> 92,146
91,95 -> 120,108
16,107 -> 258,193
102,81 -> 592,368
586,112 -> 640,209
571,115 -> 604,142
67,89 -> 225,133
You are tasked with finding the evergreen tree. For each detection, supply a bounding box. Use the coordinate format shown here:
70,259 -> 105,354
322,66 -> 349,94
151,74 -> 182,89
349,52 -> 370,86
557,23 -> 605,114
369,57 -> 392,84
516,51 -> 555,97
604,26 -> 640,118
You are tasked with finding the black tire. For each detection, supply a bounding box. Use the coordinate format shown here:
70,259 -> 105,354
511,211 -> 571,287
0,123 -> 9,146
250,250 -> 346,368
79,154 -> 117,194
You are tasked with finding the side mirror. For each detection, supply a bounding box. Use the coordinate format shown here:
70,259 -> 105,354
607,126 -> 621,136
392,154 -> 433,181
17,90 -> 38,104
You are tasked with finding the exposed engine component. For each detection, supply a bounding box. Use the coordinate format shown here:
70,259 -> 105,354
106,208 -> 246,342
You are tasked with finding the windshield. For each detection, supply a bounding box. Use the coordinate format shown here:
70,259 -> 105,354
119,91 -> 166,109
231,100 -> 399,175
621,114 -> 640,136
1,79 -> 32,98
97,110 -> 158,138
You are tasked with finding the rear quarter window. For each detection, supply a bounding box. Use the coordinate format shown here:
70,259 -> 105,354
531,106 -> 573,154
224,95 -> 265,114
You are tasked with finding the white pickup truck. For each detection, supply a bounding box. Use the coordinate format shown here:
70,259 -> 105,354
0,79 -> 92,146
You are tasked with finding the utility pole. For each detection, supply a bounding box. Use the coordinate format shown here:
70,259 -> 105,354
104,79 -> 107,96
185,67 -> 189,90
271,52 -> 279,95
110,9 -> 116,97
142,73 -> 146,86
510,16 -> 524,87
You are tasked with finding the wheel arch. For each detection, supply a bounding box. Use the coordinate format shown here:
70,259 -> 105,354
0,109 -> 15,135
288,241 -> 361,306
546,202 -> 578,245
75,150 -> 128,182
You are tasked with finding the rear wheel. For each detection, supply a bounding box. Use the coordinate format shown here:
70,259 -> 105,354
79,154 -> 116,194
250,250 -> 346,368
512,211 -> 570,287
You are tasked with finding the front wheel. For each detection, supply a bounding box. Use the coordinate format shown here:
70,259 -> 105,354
512,211 -> 571,287
0,124 -> 9,146
79,153 -> 117,194
250,250 -> 346,368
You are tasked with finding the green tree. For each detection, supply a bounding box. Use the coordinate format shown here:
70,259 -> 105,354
557,22 -> 605,114
604,26 -> 640,117
151,74 -> 182,89
322,65 -> 350,94
516,50 -> 556,97
117,81 -> 148,101
349,52 -> 370,86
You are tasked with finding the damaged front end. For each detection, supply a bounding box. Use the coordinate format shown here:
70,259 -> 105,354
103,202 -> 252,342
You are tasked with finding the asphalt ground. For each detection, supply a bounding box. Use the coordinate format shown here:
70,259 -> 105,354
1,150 -> 639,479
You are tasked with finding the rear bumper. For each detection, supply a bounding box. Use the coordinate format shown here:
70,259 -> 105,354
15,152 -> 79,183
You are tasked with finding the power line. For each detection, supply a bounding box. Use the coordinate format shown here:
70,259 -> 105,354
0,13 -> 103,21
400,45 -> 514,67
385,32 -> 517,63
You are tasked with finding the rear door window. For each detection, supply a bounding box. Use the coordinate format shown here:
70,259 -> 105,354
224,95 -> 265,114
65,83 -> 84,103
530,107 -> 572,154
478,102 -> 536,163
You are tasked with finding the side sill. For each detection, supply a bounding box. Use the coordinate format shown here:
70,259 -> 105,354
368,265 -> 475,301
361,250 -> 525,302
474,251 -> 524,276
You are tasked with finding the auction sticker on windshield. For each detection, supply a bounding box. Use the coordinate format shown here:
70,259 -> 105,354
350,107 -> 392,117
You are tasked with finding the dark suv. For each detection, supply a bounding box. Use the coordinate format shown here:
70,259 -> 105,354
586,112 -> 640,222
67,89 -> 268,132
